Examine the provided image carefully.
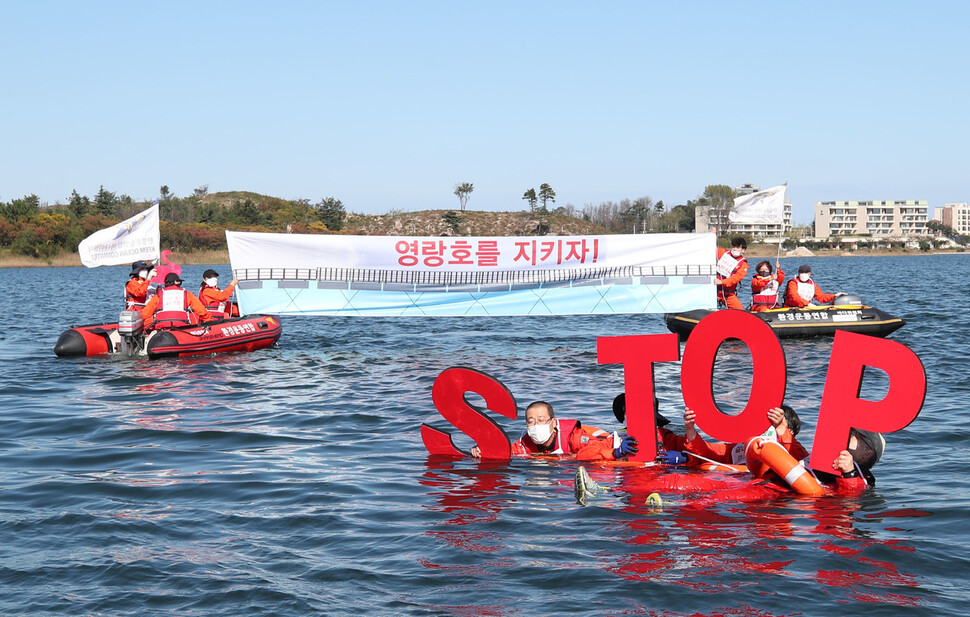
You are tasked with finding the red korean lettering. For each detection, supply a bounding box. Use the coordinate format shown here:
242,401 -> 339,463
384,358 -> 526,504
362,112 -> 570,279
538,240 -> 561,264
597,333 -> 681,461
513,240 -> 536,265
809,331 -> 925,471
421,367 -> 517,460
564,239 -> 590,263
420,240 -> 446,267
395,240 -> 419,266
680,310 -> 786,443
476,240 -> 500,267
448,240 -> 474,266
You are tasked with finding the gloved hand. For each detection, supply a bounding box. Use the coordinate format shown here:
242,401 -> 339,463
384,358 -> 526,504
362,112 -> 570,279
659,450 -> 687,465
613,436 -> 639,459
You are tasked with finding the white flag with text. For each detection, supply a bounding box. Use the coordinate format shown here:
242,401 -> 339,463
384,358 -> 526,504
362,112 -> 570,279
78,204 -> 160,267
729,184 -> 787,225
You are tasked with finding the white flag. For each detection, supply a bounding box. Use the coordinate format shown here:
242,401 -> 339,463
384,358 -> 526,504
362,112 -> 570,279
78,204 -> 160,267
729,184 -> 787,224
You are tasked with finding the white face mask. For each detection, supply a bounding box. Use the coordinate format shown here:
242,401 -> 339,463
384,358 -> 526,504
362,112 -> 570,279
798,273 -> 811,282
205,277 -> 219,287
138,269 -> 149,279
527,422 -> 553,444
731,249 -> 743,257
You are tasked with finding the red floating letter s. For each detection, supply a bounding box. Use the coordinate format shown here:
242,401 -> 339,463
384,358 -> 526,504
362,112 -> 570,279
421,367 -> 517,461
809,331 -> 926,471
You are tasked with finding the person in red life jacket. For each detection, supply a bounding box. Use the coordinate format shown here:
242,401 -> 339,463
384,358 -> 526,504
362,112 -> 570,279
470,400 -> 637,461
140,273 -> 213,329
611,393 -> 691,463
681,405 -> 808,466
749,260 -> 784,312
784,264 -> 845,307
125,260 -> 155,310
715,236 -> 749,310
198,269 -> 240,318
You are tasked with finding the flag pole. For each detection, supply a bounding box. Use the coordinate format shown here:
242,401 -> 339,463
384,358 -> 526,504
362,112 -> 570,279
775,183 -> 787,269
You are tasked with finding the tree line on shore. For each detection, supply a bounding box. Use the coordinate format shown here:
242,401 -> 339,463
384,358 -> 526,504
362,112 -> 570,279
0,182 -> 720,260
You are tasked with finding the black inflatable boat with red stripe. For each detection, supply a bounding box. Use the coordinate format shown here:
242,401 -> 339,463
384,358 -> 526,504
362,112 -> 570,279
54,311 -> 282,359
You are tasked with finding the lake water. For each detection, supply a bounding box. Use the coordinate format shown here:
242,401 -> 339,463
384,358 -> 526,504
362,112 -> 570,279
1,254 -> 968,616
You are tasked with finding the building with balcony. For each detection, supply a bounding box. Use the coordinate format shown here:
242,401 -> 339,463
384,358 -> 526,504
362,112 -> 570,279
814,200 -> 928,239
933,203 -> 970,235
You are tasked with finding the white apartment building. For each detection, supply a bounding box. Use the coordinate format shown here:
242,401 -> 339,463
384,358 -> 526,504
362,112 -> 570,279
814,200 -> 928,239
933,203 -> 970,235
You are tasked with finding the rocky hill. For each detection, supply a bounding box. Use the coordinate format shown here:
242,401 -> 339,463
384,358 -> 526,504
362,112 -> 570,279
344,209 -> 607,236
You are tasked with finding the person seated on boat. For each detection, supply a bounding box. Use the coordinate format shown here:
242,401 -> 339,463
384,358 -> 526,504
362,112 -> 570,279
784,265 -> 845,308
716,237 -> 748,310
198,269 -> 240,319
125,260 -> 154,310
681,405 -> 807,466
140,273 -> 212,330
612,393 -> 691,463
749,260 -> 785,312
469,400 -> 637,462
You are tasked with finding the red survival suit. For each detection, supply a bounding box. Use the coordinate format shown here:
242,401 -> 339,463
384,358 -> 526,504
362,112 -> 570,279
749,269 -> 785,312
199,281 -> 239,318
512,419 -> 619,461
141,285 -> 213,329
784,276 -> 836,307
125,277 -> 150,310
715,248 -> 748,310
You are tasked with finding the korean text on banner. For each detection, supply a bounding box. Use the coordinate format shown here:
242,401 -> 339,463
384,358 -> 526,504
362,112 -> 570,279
729,184 -> 787,225
226,232 -> 717,317
78,204 -> 160,267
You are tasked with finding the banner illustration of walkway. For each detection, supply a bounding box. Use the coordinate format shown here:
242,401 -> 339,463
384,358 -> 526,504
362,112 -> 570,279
226,231 -> 716,316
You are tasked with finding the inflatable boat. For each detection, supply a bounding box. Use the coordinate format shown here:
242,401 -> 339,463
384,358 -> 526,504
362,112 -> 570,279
54,312 -> 282,359
665,296 -> 904,340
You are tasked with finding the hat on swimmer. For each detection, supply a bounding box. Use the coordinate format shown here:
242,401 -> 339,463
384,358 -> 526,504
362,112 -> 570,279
203,268 -> 219,279
849,428 -> 885,468
797,264 -> 812,274
612,393 -> 670,427
164,272 -> 183,286
130,260 -> 151,276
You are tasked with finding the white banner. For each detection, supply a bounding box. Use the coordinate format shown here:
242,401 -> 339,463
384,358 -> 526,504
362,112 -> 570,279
227,231 -> 717,316
729,184 -> 787,225
78,204 -> 160,267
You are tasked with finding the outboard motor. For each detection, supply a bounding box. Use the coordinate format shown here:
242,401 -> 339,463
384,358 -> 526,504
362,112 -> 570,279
118,310 -> 145,356
838,294 -> 864,306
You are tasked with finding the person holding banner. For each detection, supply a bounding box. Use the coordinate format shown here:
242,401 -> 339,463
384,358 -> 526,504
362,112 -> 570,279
784,265 -> 844,308
140,273 -> 212,329
715,237 -> 748,310
749,260 -> 785,311
470,401 -> 638,462
682,405 -> 808,465
199,269 -> 240,318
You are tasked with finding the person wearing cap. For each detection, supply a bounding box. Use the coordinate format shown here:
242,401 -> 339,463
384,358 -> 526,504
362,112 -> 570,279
749,260 -> 785,312
198,269 -> 240,318
140,272 -> 212,329
784,265 -> 845,307
125,260 -> 155,310
832,428 -> 884,487
612,393 -> 690,463
715,237 -> 749,310
469,400 -> 636,462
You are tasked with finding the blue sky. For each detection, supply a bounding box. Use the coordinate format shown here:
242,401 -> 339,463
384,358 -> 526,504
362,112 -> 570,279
2,1 -> 968,224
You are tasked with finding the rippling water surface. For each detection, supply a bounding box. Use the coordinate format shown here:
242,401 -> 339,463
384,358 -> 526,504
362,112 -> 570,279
1,255 -> 969,616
